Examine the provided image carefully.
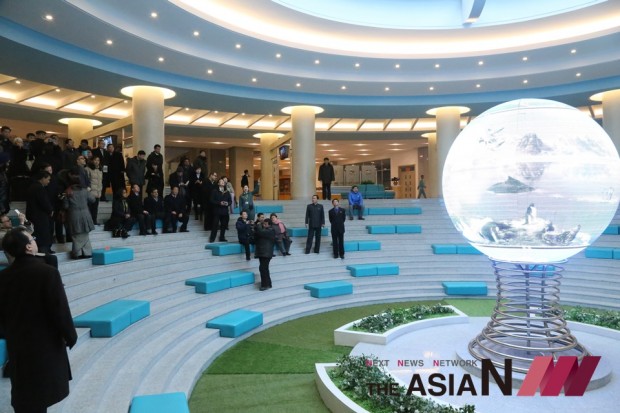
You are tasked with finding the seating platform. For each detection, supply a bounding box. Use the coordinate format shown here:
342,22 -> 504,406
185,271 -> 255,294
346,263 -> 399,277
394,207 -> 422,215
366,224 -> 422,234
206,309 -> 263,338
129,392 -> 190,413
431,244 -> 481,255
255,205 -> 283,213
205,243 -> 255,256
603,225 -> 620,235
73,300 -> 150,337
584,246 -> 616,259
344,240 -> 381,252
287,227 -> 329,237
442,282 -> 488,296
0,339 -> 6,365
304,281 -> 353,298
456,244 -> 482,255
92,247 -> 134,265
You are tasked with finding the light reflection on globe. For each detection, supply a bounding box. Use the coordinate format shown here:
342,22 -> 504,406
443,99 -> 620,263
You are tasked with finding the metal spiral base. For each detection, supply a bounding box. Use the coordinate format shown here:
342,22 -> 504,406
469,260 -> 589,373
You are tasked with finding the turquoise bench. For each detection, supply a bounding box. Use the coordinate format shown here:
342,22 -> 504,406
394,207 -> 422,215
584,247 -> 615,259
205,243 -> 257,256
287,227 -> 329,237
603,225 -> 620,235
432,244 -> 457,254
366,225 -> 396,234
304,281 -> 353,298
129,392 -> 189,413
0,339 -> 7,365
442,282 -> 488,296
346,263 -> 399,277
367,207 -> 395,215
456,244 -> 482,255
92,247 -> 134,265
206,309 -> 263,338
344,240 -> 382,252
255,205 -> 283,213
186,271 -> 255,294
73,300 -> 150,337
396,224 -> 422,234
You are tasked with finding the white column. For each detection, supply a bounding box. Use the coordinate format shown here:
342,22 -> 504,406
427,106 -> 469,198
254,133 -> 282,200
282,105 -> 323,200
59,118 -> 101,143
591,89 -> 620,155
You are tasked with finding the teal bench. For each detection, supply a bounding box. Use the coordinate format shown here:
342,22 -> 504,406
304,281 -> 353,298
206,309 -> 263,338
344,240 -> 381,252
255,205 -> 283,213
0,339 -> 6,365
129,392 -> 189,413
456,244 -> 482,255
92,247 -> 134,265
346,263 -> 399,277
396,224 -> 422,234
394,207 -> 422,215
442,282 -> 488,296
432,244 -> 457,254
205,243 -> 257,256
367,207 -> 395,215
603,225 -> 620,235
366,225 -> 396,234
73,300 -> 150,337
186,271 -> 255,294
287,227 -> 329,237
584,247 -> 614,259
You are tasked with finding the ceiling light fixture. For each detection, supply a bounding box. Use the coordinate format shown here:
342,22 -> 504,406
296,83 -> 301,87
478,60 -> 484,65
341,85 -> 347,90
55,88 -> 61,92
106,39 -> 113,45
150,12 -> 158,18
90,95 -> 96,98
251,78 -> 257,82
429,86 -> 435,91
476,84 -> 481,88
435,63 -> 440,68
235,44 -> 241,49
14,80 -> 21,84
571,49 -> 577,54
185,107 -> 189,111
314,59 -> 320,64
523,79 -> 528,84
276,53 -> 281,58
385,87 -> 390,91
355,63 -> 360,68
394,63 -> 400,69
207,69 -> 213,74
158,57 -> 164,62
576,72 -> 582,77
193,31 -> 200,36
522,56 -> 528,61
123,100 -> 128,103
44,14 -> 54,21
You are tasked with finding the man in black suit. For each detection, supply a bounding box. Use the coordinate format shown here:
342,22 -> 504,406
0,227 -> 77,412
202,172 -> 217,231
328,198 -> 347,259
127,184 -> 152,236
209,178 -> 230,242
164,186 -> 189,233
143,188 -> 165,235
106,143 -> 125,198
304,194 -> 325,254
26,171 -> 54,254
318,157 -> 335,200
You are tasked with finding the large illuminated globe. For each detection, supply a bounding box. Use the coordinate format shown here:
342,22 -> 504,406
443,99 -> 620,263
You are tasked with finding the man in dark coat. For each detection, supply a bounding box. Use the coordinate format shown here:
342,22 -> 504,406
146,144 -> 163,176
144,188 -> 165,235
106,143 -> 125,197
328,198 -> 347,259
127,184 -> 152,236
164,186 -> 189,233
0,227 -> 77,412
209,178 -> 230,242
254,220 -> 275,291
318,157 -> 335,200
26,170 -> 54,254
305,194 -> 325,254
202,172 -> 218,231
125,150 -> 147,193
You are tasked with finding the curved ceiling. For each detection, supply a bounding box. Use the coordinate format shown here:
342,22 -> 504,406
0,0 -> 619,122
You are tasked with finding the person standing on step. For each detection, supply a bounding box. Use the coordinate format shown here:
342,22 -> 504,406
318,157 -> 335,200
305,194 -> 325,254
63,169 -> 96,259
236,210 -> 253,261
241,169 -> 250,188
0,227 -> 77,413
238,183 -> 260,221
85,157 -> 103,225
146,144 -> 163,177
125,150 -> 147,195
202,172 -> 218,231
329,198 -> 347,259
209,178 -> 230,242
417,174 -> 427,199
106,143 -> 125,198
26,170 -> 54,254
254,219 -> 275,290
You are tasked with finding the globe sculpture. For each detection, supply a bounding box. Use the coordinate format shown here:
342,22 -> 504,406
443,98 -> 620,373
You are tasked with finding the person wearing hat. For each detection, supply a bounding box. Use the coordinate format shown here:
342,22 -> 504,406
126,150 -> 147,195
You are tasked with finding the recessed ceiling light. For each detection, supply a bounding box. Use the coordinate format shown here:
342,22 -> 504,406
150,12 -> 158,18
193,31 -> 200,36
576,72 -> 582,77
106,39 -> 113,45
394,63 -> 400,69
14,80 -> 21,84
123,100 -> 128,103
476,84 -> 481,88
184,107 -> 189,111
389,143 -> 403,146
268,114 -> 273,117
276,53 -> 281,58
158,57 -> 164,62
90,95 -> 96,98
360,154 -> 372,156
241,113 -> 246,116
235,44 -> 241,49
429,86 -> 435,91
522,56 -> 528,61
44,14 -> 54,21
523,79 -> 528,84
207,69 -> 213,74
354,63 -> 360,68
251,78 -> 257,83
326,149 -> 338,152
55,88 -> 61,92
212,142 -> 225,145
389,148 -> 404,151
356,149 -> 369,151
341,85 -> 347,90
214,111 -> 219,113
319,144 -> 330,146
314,59 -> 320,64
352,143 -> 367,146
434,63 -> 440,68
571,49 -> 577,54
384,87 -> 390,91
296,83 -> 301,87
478,60 -> 484,66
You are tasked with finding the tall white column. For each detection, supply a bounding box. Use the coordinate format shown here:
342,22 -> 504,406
121,86 -> 175,155
427,106 -> 469,198
591,89 -> 620,155
58,118 -> 102,143
254,133 -> 283,200
282,106 -> 323,200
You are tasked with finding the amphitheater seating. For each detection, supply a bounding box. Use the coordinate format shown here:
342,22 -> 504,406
73,300 -> 150,337
456,244 -> 482,255
585,246 -> 615,259
394,207 -> 423,215
205,243 -> 248,256
396,224 -> 422,234
367,207 -> 395,215
366,224 -> 422,234
304,281 -> 353,298
432,244 -> 480,255
92,247 -> 134,265
206,309 -> 263,338
347,263 -> 399,277
129,392 -> 190,413
255,205 -> 283,213
287,227 -> 329,237
442,282 -> 488,296
603,225 -> 620,235
0,339 -> 6,365
185,271 -> 255,294
343,240 -> 381,252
